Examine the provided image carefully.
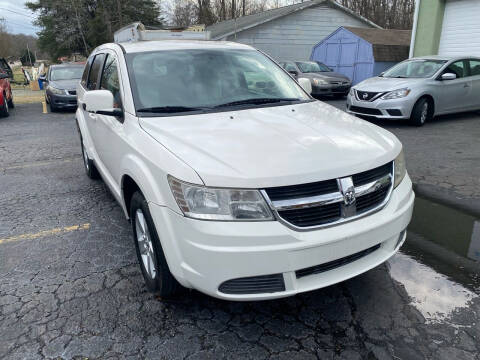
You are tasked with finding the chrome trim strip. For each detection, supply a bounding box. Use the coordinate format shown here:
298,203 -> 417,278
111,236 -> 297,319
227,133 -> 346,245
261,163 -> 395,232
270,192 -> 343,211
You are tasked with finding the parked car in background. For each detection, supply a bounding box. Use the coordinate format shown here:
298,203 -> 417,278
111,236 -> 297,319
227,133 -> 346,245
280,60 -> 351,98
76,39 -> 413,301
347,56 -> 480,126
0,70 -> 14,117
43,63 -> 84,112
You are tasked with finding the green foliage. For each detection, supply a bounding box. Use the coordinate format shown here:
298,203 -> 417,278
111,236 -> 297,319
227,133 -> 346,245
26,0 -> 163,60
20,48 -> 36,66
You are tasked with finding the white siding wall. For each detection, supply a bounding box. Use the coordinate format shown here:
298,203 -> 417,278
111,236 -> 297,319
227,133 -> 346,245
438,0 -> 480,57
226,4 -> 371,61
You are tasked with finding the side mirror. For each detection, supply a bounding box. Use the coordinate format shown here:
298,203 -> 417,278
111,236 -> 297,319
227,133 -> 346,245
84,90 -> 123,119
441,73 -> 456,81
288,70 -> 299,77
298,77 -> 312,95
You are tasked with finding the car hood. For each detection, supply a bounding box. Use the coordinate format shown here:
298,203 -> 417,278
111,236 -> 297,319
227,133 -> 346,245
49,79 -> 80,91
139,101 -> 401,188
355,77 -> 424,92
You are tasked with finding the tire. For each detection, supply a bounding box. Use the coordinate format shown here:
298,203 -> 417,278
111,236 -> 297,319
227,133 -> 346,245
410,98 -> 431,127
7,96 -> 14,109
49,102 -> 56,112
130,191 -> 180,297
0,94 -> 9,117
80,137 -> 100,179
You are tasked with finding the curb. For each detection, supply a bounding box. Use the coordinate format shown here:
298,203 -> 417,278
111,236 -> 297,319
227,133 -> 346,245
413,183 -> 480,218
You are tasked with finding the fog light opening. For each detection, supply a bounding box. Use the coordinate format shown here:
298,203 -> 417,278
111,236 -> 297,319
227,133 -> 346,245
396,229 -> 407,249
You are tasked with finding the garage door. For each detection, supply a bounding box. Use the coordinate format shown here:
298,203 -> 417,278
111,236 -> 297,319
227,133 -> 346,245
438,0 -> 480,57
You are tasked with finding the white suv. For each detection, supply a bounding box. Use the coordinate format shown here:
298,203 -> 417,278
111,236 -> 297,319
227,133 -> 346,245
76,40 -> 414,301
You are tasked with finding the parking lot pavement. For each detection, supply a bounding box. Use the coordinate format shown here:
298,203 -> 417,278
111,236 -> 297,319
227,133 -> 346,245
1,103 -> 479,360
323,98 -> 480,215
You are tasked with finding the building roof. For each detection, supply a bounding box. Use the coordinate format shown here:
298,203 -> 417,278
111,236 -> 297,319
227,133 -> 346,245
207,0 -> 380,40
344,27 -> 411,62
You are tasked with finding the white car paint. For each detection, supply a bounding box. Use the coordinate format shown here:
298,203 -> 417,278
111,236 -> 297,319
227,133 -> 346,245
76,40 -> 414,300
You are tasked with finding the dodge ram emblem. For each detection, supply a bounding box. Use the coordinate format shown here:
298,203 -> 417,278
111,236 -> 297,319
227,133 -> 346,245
344,189 -> 356,206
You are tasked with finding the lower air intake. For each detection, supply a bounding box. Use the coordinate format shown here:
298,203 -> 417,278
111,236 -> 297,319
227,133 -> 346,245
219,274 -> 285,295
296,244 -> 381,279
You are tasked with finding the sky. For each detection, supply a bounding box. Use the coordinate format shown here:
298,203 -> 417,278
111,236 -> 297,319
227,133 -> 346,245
0,0 -> 40,36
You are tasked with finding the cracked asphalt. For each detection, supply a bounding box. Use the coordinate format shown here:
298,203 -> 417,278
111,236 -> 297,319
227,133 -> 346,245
1,103 -> 479,360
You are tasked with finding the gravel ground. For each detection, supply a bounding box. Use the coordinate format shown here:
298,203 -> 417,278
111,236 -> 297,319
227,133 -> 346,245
0,103 -> 479,360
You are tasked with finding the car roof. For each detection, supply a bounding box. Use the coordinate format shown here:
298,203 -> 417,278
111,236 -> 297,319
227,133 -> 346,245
50,63 -> 84,68
102,40 -> 254,54
411,55 -> 480,62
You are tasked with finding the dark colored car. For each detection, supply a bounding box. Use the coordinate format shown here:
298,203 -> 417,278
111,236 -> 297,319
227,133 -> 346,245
280,60 -> 351,98
43,64 -> 84,111
0,70 -> 14,117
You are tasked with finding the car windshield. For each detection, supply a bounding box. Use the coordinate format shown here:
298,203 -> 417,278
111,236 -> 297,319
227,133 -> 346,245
382,59 -> 447,78
50,66 -> 84,81
126,49 -> 310,114
296,61 -> 329,73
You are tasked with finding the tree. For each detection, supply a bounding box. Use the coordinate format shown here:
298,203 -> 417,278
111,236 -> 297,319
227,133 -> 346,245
0,19 -> 12,58
20,48 -> 36,66
26,0 -> 164,60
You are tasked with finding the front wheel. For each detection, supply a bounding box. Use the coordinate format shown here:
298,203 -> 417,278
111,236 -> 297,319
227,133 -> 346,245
80,137 -> 100,179
130,191 -> 180,297
410,98 -> 431,126
7,95 -> 14,109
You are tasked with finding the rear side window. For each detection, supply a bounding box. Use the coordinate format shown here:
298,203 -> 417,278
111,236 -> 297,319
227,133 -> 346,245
469,60 -> 480,76
87,54 -> 105,90
283,62 -> 298,72
81,56 -> 93,88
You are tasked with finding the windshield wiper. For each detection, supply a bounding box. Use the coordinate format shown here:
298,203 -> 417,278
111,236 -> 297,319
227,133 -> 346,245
215,98 -> 301,108
137,106 -> 211,114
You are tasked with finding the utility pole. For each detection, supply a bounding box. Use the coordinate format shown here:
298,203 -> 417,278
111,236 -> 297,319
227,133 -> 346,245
26,42 -> 32,66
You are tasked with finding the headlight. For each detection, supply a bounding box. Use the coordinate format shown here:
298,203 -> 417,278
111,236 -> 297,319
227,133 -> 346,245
168,176 -> 274,221
394,150 -> 406,188
312,78 -> 328,86
47,85 -> 65,95
381,88 -> 410,100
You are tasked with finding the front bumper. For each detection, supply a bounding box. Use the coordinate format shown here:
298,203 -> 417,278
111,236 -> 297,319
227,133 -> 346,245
312,83 -> 351,96
149,176 -> 414,301
346,93 -> 416,119
47,92 -> 77,108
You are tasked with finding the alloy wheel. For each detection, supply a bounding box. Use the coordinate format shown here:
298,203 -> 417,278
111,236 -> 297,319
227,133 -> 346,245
420,102 -> 428,124
135,209 -> 157,280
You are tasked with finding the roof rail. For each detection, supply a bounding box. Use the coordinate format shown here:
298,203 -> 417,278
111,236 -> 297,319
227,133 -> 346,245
114,22 -> 211,43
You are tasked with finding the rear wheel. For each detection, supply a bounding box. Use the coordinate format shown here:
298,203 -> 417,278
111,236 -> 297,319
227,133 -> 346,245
0,94 -> 9,117
130,191 -> 180,297
410,98 -> 431,126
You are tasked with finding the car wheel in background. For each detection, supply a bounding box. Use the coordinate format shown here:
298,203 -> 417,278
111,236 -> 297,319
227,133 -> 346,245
410,98 -> 431,127
0,94 -> 9,117
130,191 -> 180,297
80,137 -> 100,179
7,95 -> 14,109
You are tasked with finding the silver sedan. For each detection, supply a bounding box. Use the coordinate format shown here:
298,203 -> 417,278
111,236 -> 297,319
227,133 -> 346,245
346,56 -> 480,126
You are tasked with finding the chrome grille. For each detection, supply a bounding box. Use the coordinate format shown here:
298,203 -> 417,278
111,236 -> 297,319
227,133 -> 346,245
355,90 -> 383,102
262,162 -> 394,230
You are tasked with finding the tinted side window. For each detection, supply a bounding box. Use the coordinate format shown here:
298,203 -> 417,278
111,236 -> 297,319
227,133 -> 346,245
284,62 -> 298,72
81,56 -> 94,88
87,54 -> 105,90
445,60 -> 466,78
469,60 -> 480,76
100,54 -> 122,109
